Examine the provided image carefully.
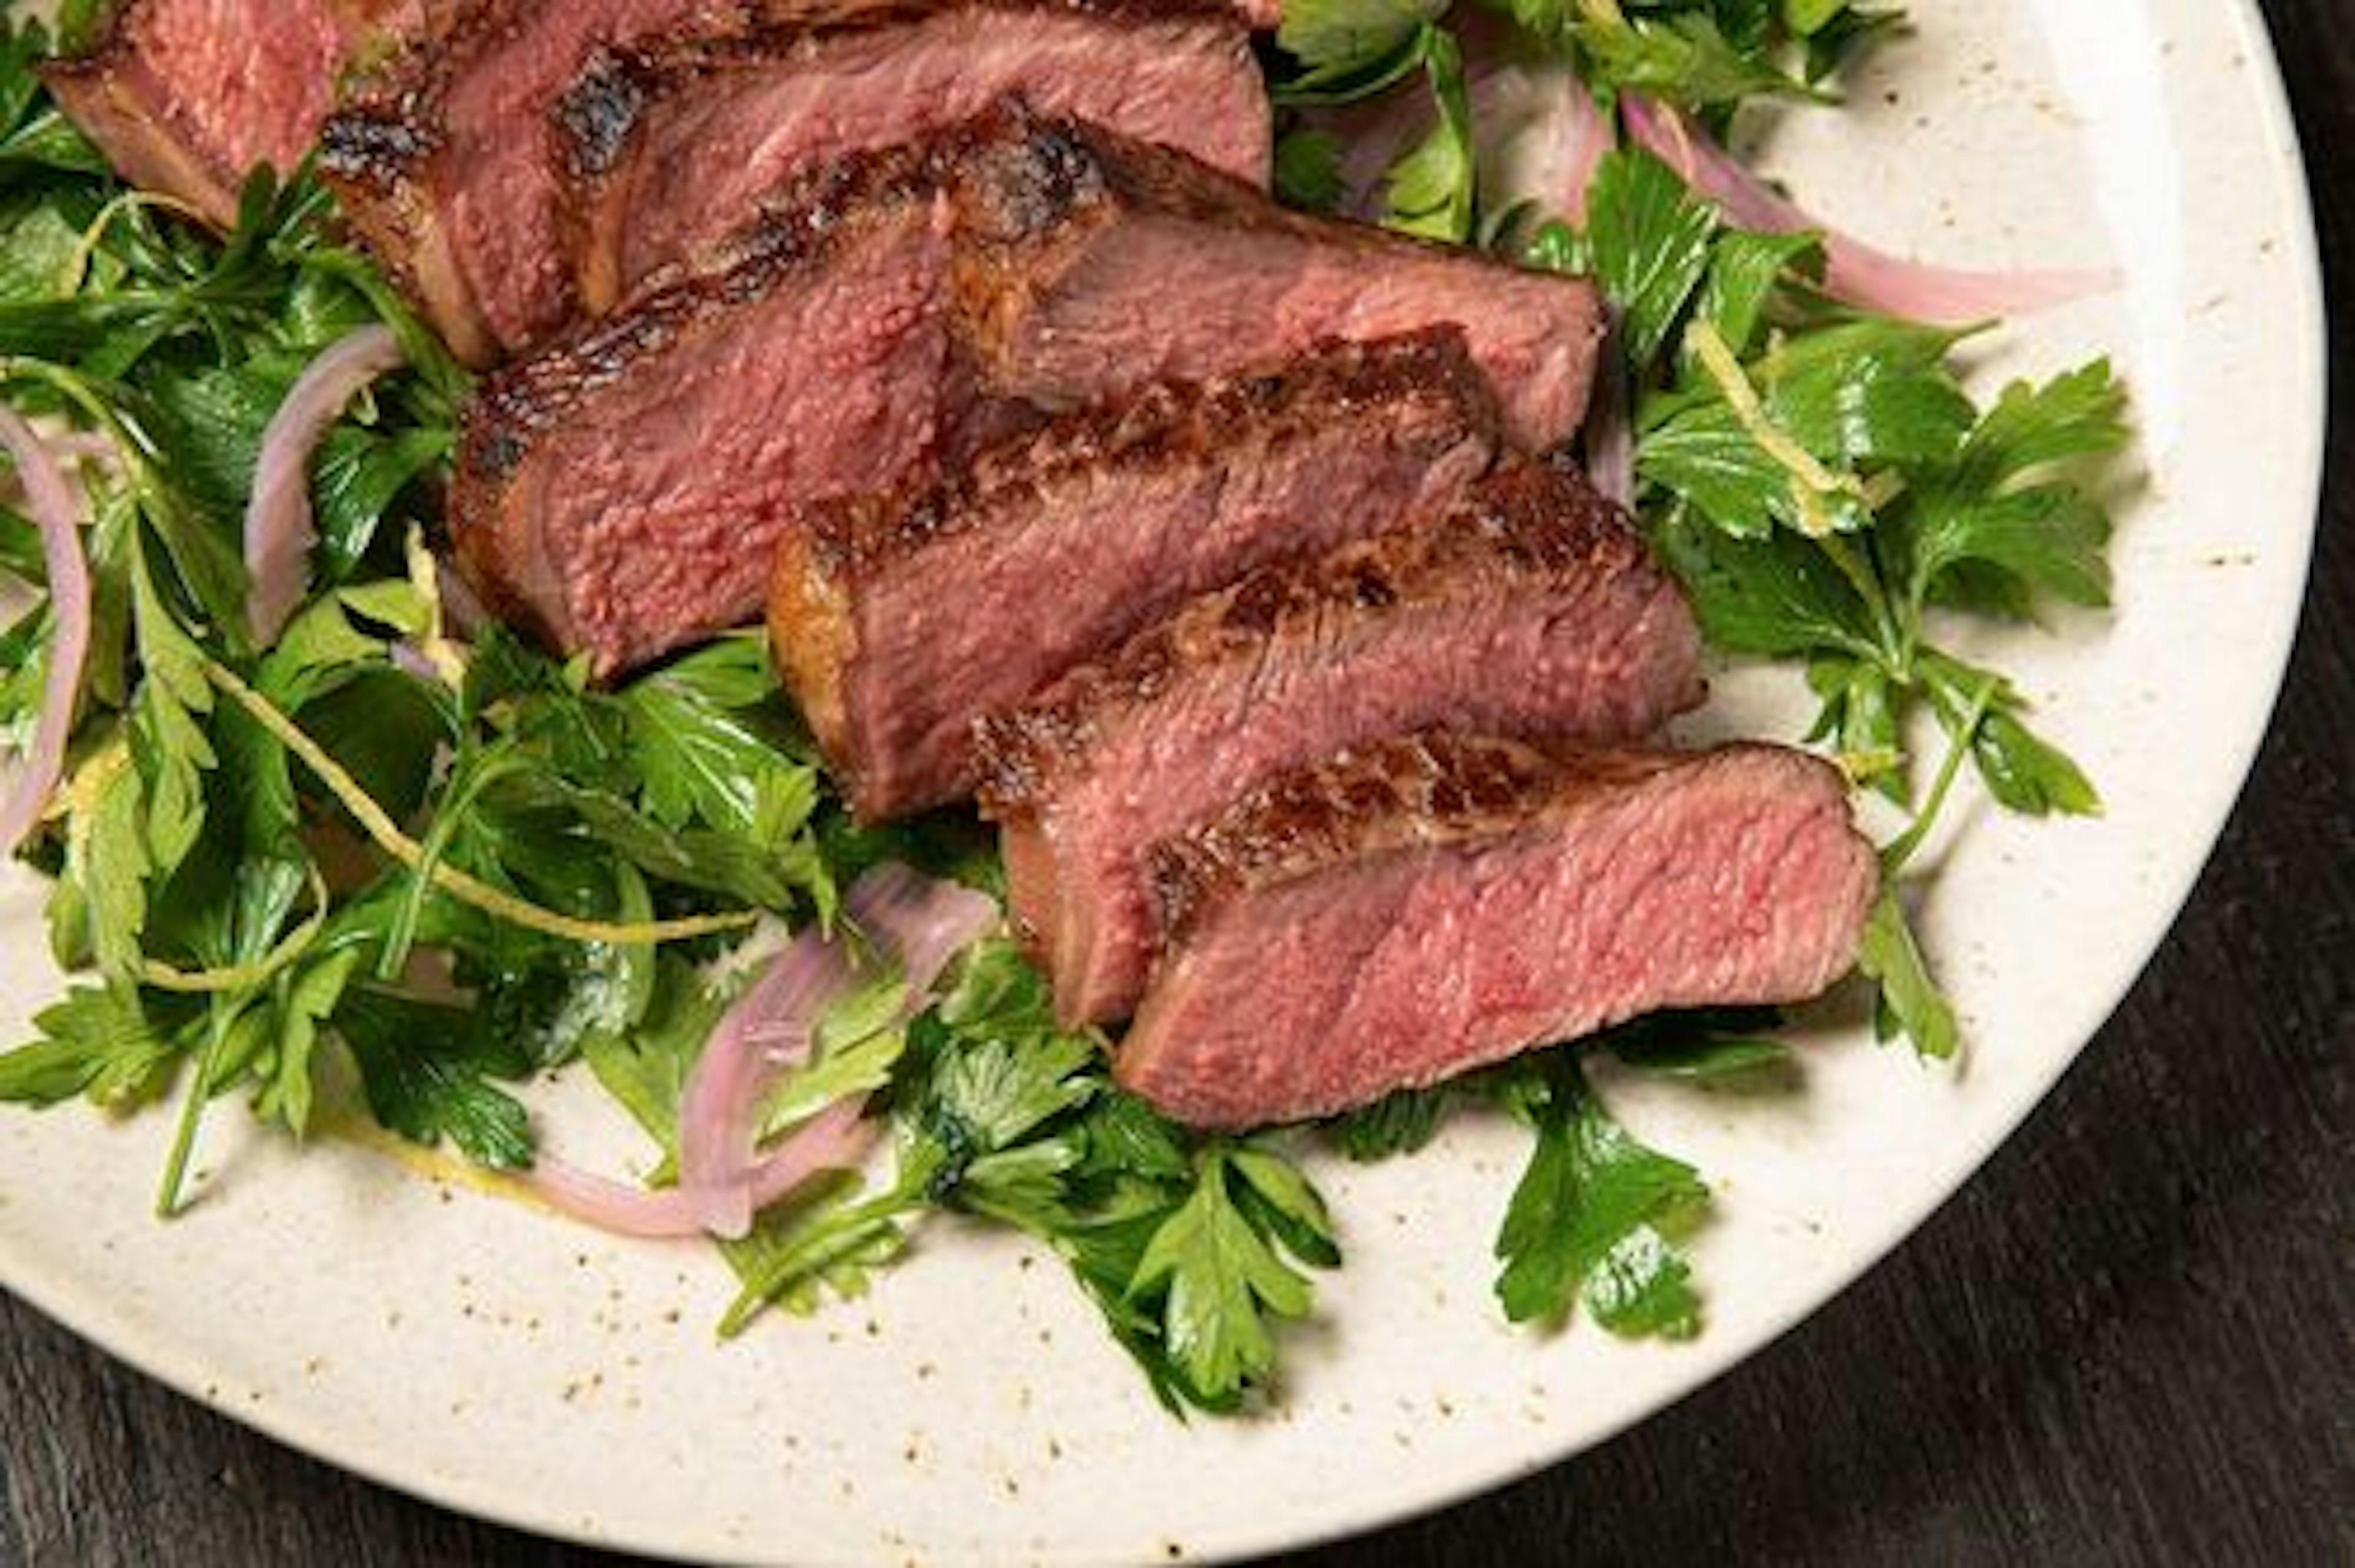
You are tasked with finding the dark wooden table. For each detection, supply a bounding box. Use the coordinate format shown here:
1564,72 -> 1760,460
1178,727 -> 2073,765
5,3 -> 2348,1563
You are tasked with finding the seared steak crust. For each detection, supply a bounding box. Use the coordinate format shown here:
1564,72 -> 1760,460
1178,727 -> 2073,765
975,457 -> 1686,814
973,456 -> 1706,1027
771,330 -> 1502,819
1124,732 -> 1879,1126
556,0 -> 1267,310
321,0 -> 733,365
947,114 -> 1605,448
800,327 -> 1496,584
451,136 -> 976,667
1146,733 -> 1688,942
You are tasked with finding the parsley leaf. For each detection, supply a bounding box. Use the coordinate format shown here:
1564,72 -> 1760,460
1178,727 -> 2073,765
0,984 -> 179,1109
1493,1054 -> 1709,1336
1130,1147 -> 1325,1402
1382,27 -> 1477,243
1855,887 -> 1957,1059
1274,129 -> 1349,213
335,989 -> 535,1170
1329,1084 -> 1451,1161
1584,147 -> 1721,366
1276,0 -> 1452,101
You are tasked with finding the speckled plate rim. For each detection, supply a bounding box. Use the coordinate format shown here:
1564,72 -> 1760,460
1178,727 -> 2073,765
0,2 -> 2328,1563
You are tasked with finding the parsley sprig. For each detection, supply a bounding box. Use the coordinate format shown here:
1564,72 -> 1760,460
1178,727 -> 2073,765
1552,146 -> 2131,1052
1269,0 -> 1902,235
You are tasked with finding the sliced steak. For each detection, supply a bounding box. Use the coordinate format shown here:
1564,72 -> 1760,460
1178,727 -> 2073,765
976,458 -> 1703,1027
952,115 -> 1605,450
321,0 -> 733,365
558,0 -> 1269,315
772,331 -> 1503,822
1123,732 -> 1878,1128
42,0 -> 420,229
448,142 -> 987,675
456,109 -> 1604,681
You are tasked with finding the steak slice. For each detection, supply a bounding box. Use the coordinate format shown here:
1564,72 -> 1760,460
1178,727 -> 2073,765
976,457 -> 1704,1028
558,0 -> 1269,316
42,0 -> 420,229
1123,732 -> 1878,1128
952,115 -> 1606,451
448,142 -> 987,674
321,0 -> 734,366
772,331 -> 1503,822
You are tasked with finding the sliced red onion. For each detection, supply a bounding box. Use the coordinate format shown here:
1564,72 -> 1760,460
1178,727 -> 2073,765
388,640 -> 440,683
679,920 -> 858,1238
678,864 -> 997,1240
1623,96 -> 2117,323
527,1104 -> 882,1241
245,325 -> 407,646
1479,63 -> 1615,225
0,408 -> 92,856
527,1157 -> 702,1239
436,562 -> 491,639
1583,305 -> 1635,507
833,861 -> 1001,1030
743,1101 -> 883,1210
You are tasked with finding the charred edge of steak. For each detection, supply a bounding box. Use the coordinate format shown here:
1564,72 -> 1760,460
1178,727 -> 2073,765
318,0 -> 555,188
554,0 -> 1250,183
1145,732 -> 1794,943
555,43 -> 648,182
953,105 -> 1482,259
452,131 -> 952,492
34,11 -> 219,203
798,326 -> 1502,587
316,87 -> 445,190
972,459 -> 1659,817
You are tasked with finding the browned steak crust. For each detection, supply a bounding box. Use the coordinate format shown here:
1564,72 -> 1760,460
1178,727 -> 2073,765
552,0 -> 1268,314
941,113 -> 1605,449
769,328 -> 1502,814
450,134 -> 965,654
973,456 -> 1658,818
558,0 -> 1247,181
797,327 -> 1499,588
1144,732 -> 1706,942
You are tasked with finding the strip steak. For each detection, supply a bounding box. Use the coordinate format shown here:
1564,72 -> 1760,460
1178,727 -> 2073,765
951,114 -> 1605,449
978,457 -> 1704,1027
42,0 -> 421,229
1123,731 -> 1878,1127
557,0 -> 1269,315
771,331 -> 1502,820
448,141 -> 987,675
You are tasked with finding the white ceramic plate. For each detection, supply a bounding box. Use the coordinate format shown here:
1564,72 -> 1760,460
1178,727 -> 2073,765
0,2 -> 2325,1562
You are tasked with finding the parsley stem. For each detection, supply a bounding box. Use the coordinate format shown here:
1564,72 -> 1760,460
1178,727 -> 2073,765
155,1010 -> 230,1217
375,740 -> 507,982
1819,534 -> 1907,669
1882,676 -> 1999,875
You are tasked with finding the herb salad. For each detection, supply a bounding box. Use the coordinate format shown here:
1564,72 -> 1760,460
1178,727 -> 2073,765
0,2 -> 2131,1415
